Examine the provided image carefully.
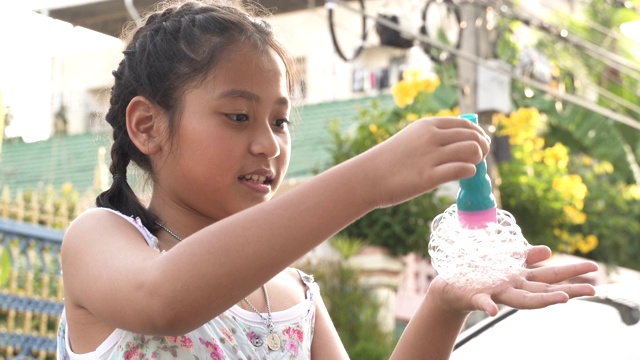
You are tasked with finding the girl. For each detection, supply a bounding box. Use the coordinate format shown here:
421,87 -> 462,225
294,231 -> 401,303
57,0 -> 598,359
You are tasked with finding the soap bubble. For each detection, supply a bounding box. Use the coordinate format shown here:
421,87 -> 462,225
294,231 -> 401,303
428,204 -> 530,289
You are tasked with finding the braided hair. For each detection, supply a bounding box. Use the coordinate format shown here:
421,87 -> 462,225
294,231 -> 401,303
96,0 -> 296,231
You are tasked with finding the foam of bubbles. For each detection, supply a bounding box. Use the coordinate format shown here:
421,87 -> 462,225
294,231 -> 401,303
428,204 -> 530,289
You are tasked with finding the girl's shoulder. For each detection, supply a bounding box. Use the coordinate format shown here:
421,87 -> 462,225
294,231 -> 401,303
283,267 -> 315,287
280,267 -> 318,302
64,207 -> 160,251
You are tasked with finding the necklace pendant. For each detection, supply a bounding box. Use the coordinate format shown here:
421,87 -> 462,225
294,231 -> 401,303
266,332 -> 281,351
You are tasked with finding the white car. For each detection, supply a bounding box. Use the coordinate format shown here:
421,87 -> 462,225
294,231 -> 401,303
452,280 -> 640,360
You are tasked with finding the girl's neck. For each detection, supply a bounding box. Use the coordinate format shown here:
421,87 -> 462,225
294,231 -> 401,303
147,193 -> 217,243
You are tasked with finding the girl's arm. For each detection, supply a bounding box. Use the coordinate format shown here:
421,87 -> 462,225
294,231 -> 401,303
62,117 -> 490,335
310,292 -> 350,359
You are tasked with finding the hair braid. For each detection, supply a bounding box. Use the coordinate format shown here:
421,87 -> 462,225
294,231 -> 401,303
95,0 -> 296,231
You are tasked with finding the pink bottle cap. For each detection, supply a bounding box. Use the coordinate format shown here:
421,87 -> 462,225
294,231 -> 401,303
457,208 -> 498,229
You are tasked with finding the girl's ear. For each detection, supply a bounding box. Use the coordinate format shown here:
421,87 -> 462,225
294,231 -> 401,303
126,96 -> 167,155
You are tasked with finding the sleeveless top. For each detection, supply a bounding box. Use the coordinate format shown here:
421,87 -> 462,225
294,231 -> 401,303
57,208 -> 318,359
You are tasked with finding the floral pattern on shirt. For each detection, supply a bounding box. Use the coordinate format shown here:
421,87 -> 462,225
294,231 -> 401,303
116,334 -> 196,359
56,209 -> 317,360
282,325 -> 308,359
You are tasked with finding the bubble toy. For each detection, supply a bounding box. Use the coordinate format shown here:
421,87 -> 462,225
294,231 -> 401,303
428,114 -> 530,289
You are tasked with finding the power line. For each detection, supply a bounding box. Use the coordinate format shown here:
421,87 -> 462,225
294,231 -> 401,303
486,0 -> 640,117
537,0 -> 639,45
482,0 -> 640,79
329,0 -> 640,131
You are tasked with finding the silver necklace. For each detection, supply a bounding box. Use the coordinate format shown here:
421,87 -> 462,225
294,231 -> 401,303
154,221 -> 182,242
154,221 -> 281,351
243,285 -> 281,351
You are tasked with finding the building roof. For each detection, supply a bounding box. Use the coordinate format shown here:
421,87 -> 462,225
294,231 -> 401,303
0,94 -> 394,196
33,0 -> 325,38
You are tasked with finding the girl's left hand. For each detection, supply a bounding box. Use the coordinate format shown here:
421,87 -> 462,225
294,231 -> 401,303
430,245 -> 599,316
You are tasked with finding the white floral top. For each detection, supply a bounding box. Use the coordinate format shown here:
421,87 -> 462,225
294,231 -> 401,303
57,208 -> 317,359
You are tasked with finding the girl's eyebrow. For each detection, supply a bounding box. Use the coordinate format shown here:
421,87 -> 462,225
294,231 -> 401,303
217,88 -> 290,107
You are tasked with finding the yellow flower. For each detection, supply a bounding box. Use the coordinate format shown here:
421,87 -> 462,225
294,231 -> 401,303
594,161 -> 614,175
556,230 -> 578,253
392,70 -> 441,108
61,182 -> 74,195
581,155 -> 594,166
417,75 -> 441,93
369,124 -> 378,134
405,113 -> 419,122
563,205 -> 586,224
402,69 -> 422,82
543,143 -> 569,169
577,234 -> 598,254
434,108 -> 458,117
552,174 -> 588,208
391,81 -> 419,108
493,112 -> 509,128
496,108 -> 541,145
622,184 -> 640,200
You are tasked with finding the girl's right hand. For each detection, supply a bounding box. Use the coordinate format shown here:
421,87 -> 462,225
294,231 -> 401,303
355,116 -> 491,209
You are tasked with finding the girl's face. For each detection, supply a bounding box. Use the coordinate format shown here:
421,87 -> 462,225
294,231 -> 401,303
155,42 -> 292,222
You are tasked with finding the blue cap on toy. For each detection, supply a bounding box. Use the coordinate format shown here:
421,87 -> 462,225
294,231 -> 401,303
456,114 -> 497,228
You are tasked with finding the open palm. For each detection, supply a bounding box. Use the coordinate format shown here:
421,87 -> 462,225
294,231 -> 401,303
431,245 -> 598,316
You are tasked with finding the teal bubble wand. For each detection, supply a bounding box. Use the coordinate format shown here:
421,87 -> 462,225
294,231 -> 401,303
457,113 -> 498,229
428,114 -> 530,289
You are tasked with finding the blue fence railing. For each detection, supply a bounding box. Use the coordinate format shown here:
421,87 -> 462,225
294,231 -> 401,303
0,218 -> 64,359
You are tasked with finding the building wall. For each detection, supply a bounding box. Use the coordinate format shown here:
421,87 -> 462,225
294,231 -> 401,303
52,1 -> 424,135
57,43 -> 122,134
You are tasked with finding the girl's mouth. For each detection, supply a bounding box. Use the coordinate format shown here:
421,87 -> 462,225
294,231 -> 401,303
238,174 -> 274,194
238,174 -> 272,185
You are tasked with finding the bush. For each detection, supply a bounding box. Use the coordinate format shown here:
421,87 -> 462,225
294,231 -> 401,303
297,241 -> 396,359
324,75 -> 458,257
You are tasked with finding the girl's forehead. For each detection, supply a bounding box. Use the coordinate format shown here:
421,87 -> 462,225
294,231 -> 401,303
201,44 -> 288,90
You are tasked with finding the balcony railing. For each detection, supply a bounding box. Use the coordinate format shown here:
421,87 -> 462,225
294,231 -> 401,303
0,217 -> 64,359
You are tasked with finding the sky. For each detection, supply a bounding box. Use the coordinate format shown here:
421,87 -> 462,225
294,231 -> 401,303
0,1 -> 119,143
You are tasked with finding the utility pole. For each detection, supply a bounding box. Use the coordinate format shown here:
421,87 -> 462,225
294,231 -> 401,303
456,2 -> 511,206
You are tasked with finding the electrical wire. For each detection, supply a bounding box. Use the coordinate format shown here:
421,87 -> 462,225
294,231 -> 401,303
537,0 -> 639,45
484,0 -> 640,117
328,0 -> 640,131
477,0 -> 624,89
488,0 -> 640,77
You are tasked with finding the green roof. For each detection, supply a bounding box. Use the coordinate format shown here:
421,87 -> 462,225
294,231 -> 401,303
288,94 -> 394,179
0,132 -> 112,196
0,95 -> 394,195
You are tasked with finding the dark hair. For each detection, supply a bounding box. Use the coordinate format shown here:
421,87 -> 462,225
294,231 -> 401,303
96,0 -> 296,230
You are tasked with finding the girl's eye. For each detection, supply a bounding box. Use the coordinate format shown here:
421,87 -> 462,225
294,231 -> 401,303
275,119 -> 289,128
226,113 -> 249,122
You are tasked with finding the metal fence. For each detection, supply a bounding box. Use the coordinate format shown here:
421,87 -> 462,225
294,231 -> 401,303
0,218 -> 64,359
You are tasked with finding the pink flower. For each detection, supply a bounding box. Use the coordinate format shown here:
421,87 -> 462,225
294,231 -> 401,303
283,327 -> 304,342
285,340 -> 299,356
209,343 -> 225,359
165,336 -> 179,344
199,338 -> 225,360
123,346 -> 143,360
221,327 -> 236,344
180,336 -> 194,349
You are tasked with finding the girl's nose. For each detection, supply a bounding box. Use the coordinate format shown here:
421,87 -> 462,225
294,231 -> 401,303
249,124 -> 281,159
